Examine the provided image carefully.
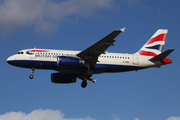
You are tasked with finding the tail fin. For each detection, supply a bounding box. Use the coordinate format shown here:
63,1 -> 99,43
137,29 -> 168,56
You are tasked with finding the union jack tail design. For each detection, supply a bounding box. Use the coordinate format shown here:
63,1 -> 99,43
138,29 -> 168,56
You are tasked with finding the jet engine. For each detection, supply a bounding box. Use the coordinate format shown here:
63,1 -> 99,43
57,56 -> 84,66
51,73 -> 76,83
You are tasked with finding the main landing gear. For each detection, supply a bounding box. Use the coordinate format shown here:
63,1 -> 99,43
29,68 -> 34,79
80,77 -> 97,88
81,80 -> 87,88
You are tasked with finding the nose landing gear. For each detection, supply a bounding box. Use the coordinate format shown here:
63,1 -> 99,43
29,68 -> 34,79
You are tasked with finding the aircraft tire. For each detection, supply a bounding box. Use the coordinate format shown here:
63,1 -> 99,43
29,74 -> 34,79
81,81 -> 87,88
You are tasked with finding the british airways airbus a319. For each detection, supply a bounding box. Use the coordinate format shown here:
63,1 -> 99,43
7,28 -> 174,88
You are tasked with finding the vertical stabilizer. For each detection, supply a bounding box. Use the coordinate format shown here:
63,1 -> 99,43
137,29 -> 168,56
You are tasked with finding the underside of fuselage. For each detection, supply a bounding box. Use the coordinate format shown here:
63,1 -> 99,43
7,60 -> 145,75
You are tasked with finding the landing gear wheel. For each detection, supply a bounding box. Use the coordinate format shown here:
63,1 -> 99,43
29,68 -> 34,79
29,74 -> 34,79
81,81 -> 87,88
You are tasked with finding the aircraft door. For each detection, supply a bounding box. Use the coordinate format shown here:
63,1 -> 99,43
133,54 -> 138,65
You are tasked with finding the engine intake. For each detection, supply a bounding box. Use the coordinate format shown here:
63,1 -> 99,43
57,56 -> 84,66
51,73 -> 76,83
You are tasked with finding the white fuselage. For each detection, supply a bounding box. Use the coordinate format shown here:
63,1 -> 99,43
7,48 -> 160,74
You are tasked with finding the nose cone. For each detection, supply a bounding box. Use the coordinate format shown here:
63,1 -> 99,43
7,57 -> 11,64
7,56 -> 15,65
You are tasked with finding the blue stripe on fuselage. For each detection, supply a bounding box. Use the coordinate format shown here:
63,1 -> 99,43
7,60 -> 144,73
7,60 -> 57,69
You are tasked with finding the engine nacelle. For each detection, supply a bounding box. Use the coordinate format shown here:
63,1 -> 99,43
51,73 -> 76,83
57,56 -> 84,66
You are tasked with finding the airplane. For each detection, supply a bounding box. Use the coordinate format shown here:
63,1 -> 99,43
7,28 -> 174,88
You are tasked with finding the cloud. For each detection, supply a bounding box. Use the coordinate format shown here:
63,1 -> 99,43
111,114 -> 121,120
0,109 -> 95,120
167,116 -> 180,120
122,0 -> 139,7
134,118 -> 139,120
0,0 -> 114,35
2,110 -> 177,120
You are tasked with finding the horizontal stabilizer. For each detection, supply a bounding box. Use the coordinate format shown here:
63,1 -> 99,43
149,49 -> 175,62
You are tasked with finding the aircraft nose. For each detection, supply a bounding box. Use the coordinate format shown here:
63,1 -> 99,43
7,57 -> 11,64
7,56 -> 14,65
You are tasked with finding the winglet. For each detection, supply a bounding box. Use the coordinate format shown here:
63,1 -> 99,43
120,27 -> 126,33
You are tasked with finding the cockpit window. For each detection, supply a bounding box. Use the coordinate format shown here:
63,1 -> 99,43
16,52 -> 23,54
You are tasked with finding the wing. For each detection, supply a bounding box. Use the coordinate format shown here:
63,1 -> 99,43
77,27 -> 126,67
